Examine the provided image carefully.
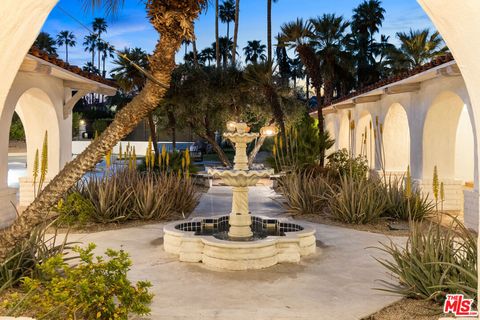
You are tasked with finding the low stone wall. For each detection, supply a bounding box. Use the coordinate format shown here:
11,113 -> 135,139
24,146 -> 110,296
416,178 -> 464,211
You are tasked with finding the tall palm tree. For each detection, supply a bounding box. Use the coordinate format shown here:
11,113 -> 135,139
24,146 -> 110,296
199,47 -> 216,66
243,40 -> 266,64
0,0 -> 208,261
93,17 -> 108,69
290,57 -> 304,89
351,0 -> 385,87
266,0 -> 279,63
214,37 -> 234,68
56,30 -> 76,63
83,33 -> 98,68
396,29 -> 447,68
310,14 -> 351,106
99,41 -> 115,77
215,0 -> 220,68
279,19 -> 325,164
231,0 -> 240,65
182,39 -> 191,56
219,0 -> 235,41
34,32 -> 58,56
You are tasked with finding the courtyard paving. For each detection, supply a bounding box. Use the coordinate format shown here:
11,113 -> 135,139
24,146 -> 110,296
68,186 -> 407,320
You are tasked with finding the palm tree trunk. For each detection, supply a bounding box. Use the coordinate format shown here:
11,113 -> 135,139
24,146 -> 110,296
315,85 -> 325,167
66,45 -> 68,63
215,0 -> 220,68
167,108 -> 176,151
227,22 -> 230,41
231,0 -> 240,65
0,1 -> 204,262
306,75 -> 309,100
267,0 -> 272,63
147,112 -> 159,160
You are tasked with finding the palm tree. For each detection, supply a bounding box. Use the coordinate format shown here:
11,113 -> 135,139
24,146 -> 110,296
83,33 -> 98,68
33,32 -> 58,56
111,47 -> 160,157
83,62 -> 100,75
215,0 -> 220,68
214,37 -> 234,68
56,30 -> 76,63
279,19 -> 325,164
182,39 -> 191,56
243,40 -> 266,64
396,29 -> 447,68
244,62 -> 286,142
231,0 -> 240,65
199,47 -> 216,66
310,14 -> 351,106
351,0 -> 385,86
219,0 -> 235,41
267,0 -> 279,63
0,0 -> 208,261
93,17 -> 108,69
290,57 -> 304,89
99,41 -> 115,77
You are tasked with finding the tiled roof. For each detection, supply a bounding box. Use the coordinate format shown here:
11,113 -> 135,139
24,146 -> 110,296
28,46 -> 117,88
320,53 -> 455,109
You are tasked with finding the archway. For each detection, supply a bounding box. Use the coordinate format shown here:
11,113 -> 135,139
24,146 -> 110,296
422,91 -> 475,211
355,112 -> 375,168
383,103 -> 410,173
423,91 -> 473,180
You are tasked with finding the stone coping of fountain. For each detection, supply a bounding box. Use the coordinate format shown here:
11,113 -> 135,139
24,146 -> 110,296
208,168 -> 273,178
163,215 -> 317,271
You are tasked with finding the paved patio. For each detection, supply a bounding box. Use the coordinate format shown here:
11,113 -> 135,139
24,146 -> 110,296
68,186 -> 406,320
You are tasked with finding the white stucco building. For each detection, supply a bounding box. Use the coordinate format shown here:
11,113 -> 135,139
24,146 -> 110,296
318,54 -> 478,230
0,47 -> 115,228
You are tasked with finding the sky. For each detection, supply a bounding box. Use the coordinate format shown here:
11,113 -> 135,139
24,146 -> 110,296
41,0 -> 435,74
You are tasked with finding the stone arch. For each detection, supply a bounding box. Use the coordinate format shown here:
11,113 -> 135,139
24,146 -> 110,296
355,111 -> 375,168
423,91 -> 474,180
0,87 -> 61,192
383,103 -> 410,173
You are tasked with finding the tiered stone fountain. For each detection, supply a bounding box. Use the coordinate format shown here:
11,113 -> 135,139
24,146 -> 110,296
163,122 -> 316,270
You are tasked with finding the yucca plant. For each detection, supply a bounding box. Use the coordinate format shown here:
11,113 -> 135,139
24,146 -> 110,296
327,173 -> 387,224
382,174 -> 435,221
132,173 -> 172,220
375,217 -> 477,305
82,172 -> 134,223
279,171 -> 330,215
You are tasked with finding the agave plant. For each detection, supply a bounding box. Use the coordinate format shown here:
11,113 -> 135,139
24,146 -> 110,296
375,217 -> 477,304
327,173 -> 387,224
279,171 -> 330,216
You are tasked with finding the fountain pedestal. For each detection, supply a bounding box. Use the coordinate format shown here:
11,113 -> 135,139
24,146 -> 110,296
229,186 -> 252,238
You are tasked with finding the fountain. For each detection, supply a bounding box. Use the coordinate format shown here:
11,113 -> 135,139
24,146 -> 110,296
163,122 -> 316,270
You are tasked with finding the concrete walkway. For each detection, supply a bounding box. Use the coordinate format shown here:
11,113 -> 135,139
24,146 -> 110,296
69,186 -> 406,320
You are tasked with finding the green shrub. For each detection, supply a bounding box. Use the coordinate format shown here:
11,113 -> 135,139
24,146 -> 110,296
375,218 -> 477,305
327,174 -> 387,224
56,191 -> 93,226
327,149 -> 368,179
1,244 -> 153,319
279,171 -> 330,215
0,220 -> 72,293
382,177 -> 435,221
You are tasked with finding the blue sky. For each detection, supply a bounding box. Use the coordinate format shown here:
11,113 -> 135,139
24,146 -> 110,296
41,0 -> 434,73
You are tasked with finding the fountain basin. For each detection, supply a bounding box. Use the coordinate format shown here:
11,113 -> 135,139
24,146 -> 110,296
163,215 -> 317,270
208,169 -> 273,187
